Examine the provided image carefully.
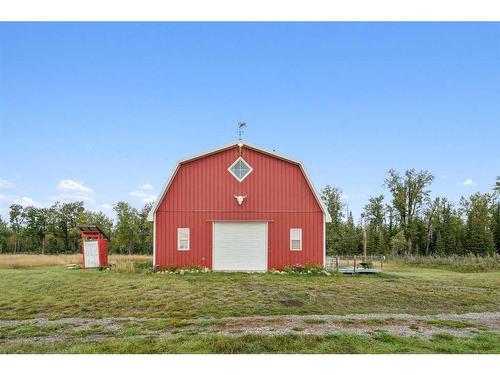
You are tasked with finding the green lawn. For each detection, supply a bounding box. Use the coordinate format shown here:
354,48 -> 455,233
1,331 -> 498,354
0,263 -> 499,353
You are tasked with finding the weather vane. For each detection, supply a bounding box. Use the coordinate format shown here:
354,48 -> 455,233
237,121 -> 246,141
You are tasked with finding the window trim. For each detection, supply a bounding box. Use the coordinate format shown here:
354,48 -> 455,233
227,156 -> 253,182
290,228 -> 302,251
177,227 -> 190,251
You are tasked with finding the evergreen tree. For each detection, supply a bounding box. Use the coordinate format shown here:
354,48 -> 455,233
321,185 -> 345,254
390,230 -> 407,255
362,195 -> 389,255
491,200 -> 500,254
493,179 -> 500,253
343,210 -> 360,254
429,198 -> 464,255
461,193 -> 495,256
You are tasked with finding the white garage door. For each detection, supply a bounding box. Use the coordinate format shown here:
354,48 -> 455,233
213,222 -> 267,271
84,240 -> 99,268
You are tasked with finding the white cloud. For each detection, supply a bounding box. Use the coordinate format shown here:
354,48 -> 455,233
440,174 -> 448,179
0,193 -> 38,207
14,196 -> 38,206
51,179 -> 96,203
129,183 -> 156,204
129,190 -> 157,203
457,179 -> 475,187
0,179 -> 15,189
101,204 -> 113,210
141,183 -> 153,191
57,179 -> 94,194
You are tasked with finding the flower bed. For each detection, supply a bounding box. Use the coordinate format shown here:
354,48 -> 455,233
155,265 -> 211,275
271,263 -> 333,276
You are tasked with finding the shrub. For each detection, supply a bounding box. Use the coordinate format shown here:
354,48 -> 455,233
156,265 -> 210,275
276,263 -> 331,276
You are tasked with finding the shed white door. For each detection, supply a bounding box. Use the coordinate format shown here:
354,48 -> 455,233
213,222 -> 267,271
84,240 -> 99,268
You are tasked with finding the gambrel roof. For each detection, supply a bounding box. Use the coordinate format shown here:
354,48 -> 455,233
148,142 -> 331,222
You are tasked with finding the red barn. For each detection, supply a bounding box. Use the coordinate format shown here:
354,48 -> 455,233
148,142 -> 331,271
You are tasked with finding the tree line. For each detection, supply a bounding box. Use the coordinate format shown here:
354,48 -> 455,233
0,201 -> 153,254
322,172 -> 500,256
0,172 -> 498,257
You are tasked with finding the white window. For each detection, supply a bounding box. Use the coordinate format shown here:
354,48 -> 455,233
228,157 -> 253,182
177,228 -> 190,251
290,228 -> 302,251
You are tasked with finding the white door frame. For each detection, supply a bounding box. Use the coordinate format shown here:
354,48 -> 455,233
211,221 -> 268,272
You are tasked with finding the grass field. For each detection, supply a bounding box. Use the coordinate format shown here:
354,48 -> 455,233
0,255 -> 498,353
0,254 -> 151,268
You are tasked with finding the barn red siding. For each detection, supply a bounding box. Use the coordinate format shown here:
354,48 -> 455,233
155,145 -> 325,270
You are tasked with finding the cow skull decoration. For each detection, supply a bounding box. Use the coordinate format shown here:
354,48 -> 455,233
234,195 -> 247,205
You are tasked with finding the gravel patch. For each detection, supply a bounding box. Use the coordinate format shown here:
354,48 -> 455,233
0,312 -> 498,343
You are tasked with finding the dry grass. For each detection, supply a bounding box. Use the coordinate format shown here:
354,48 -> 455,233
0,254 -> 151,268
112,257 -> 152,273
391,254 -> 500,272
0,254 -> 82,268
109,255 -> 151,263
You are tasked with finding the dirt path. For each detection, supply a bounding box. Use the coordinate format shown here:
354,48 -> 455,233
0,312 -> 498,344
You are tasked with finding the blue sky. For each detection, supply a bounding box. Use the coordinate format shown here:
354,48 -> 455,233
0,22 -> 499,221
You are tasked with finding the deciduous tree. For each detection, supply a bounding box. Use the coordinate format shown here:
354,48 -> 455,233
384,169 -> 434,255
113,202 -> 139,255
9,204 -> 27,252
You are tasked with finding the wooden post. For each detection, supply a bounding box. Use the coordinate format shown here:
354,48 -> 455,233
353,255 -> 357,274
363,229 -> 367,259
381,256 -> 384,271
336,256 -> 339,272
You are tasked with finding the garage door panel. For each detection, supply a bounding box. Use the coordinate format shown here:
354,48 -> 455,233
213,222 -> 267,271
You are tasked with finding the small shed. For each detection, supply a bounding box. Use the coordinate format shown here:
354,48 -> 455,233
79,225 -> 110,269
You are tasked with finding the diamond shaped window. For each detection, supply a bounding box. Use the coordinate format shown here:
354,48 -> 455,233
228,157 -> 253,182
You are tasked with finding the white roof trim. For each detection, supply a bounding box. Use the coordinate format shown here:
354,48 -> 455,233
148,142 -> 332,222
